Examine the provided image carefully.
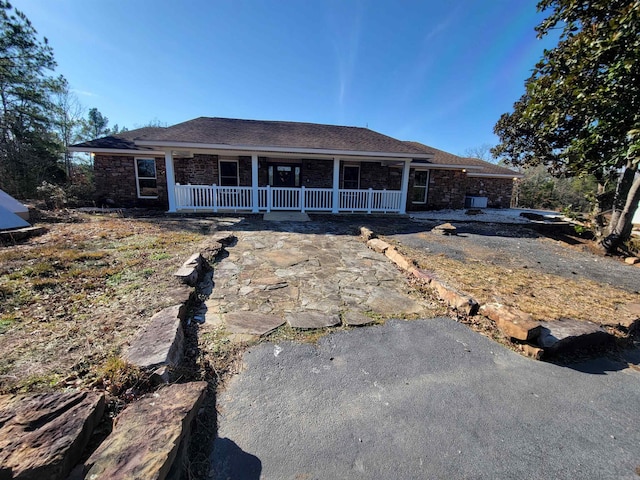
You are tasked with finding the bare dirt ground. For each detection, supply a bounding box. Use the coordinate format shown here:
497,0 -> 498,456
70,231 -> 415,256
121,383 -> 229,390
0,210 -> 218,394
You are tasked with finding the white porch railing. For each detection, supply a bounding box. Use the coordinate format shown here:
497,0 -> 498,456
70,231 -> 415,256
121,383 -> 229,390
339,189 -> 402,213
175,184 -> 402,213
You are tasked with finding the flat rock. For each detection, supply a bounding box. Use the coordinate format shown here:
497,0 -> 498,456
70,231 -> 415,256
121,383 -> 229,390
286,311 -> 340,329
431,280 -> 479,315
480,303 -> 542,341
253,276 -> 288,289
432,223 -> 457,235
0,391 -> 105,480
521,344 -> 544,360
537,318 -> 613,354
367,238 -> 390,253
262,251 -> 308,268
85,382 -> 207,480
163,285 -> 193,306
624,257 -> 640,265
385,247 -> 413,271
174,252 -> 205,286
223,312 -> 285,336
359,226 -> 376,241
343,310 -> 374,326
408,267 -> 434,284
365,288 -> 424,316
210,232 -> 236,246
125,304 -> 186,370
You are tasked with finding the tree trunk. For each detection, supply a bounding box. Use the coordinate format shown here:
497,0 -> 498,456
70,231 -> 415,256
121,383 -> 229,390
592,182 -> 607,239
601,163 -> 640,252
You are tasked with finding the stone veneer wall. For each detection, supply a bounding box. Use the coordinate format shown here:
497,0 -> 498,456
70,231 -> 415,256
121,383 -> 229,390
425,170 -> 467,210
342,162 -> 401,190
302,159 -> 333,188
238,157 -> 252,186
174,154 -> 217,185
94,155 -> 167,208
465,177 -> 514,208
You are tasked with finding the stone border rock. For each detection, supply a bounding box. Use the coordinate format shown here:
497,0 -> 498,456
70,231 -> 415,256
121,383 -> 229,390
360,226 -> 630,361
0,234 -> 238,480
364,235 -> 480,317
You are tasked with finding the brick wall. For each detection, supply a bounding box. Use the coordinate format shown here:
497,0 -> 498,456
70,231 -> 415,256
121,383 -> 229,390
425,170 -> 467,210
174,154 -> 217,185
340,162 -> 401,190
302,159 -> 333,188
238,157 -> 252,186
94,155 -> 167,208
465,177 -> 514,208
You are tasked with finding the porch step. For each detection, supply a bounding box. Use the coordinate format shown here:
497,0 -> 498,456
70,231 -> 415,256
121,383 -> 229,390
263,212 -> 311,222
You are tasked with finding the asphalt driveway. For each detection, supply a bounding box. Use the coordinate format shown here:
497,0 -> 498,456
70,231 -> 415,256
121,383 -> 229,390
210,318 -> 640,480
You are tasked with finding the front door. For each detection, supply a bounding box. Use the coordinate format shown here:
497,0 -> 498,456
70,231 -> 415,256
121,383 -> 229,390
269,164 -> 300,187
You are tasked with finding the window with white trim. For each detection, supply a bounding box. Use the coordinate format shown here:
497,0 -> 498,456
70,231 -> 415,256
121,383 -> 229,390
219,160 -> 239,186
342,165 -> 360,189
135,158 -> 158,198
411,170 -> 429,203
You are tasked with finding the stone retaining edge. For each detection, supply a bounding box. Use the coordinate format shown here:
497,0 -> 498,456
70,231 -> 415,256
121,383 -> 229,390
360,226 -> 633,361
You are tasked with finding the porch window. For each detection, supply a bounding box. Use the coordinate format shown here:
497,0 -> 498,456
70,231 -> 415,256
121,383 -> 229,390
219,160 -> 239,186
135,158 -> 158,198
411,170 -> 429,203
342,165 -> 360,189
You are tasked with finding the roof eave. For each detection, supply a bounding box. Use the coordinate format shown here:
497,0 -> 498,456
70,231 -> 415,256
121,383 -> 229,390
69,147 -> 166,155
134,140 -> 431,160
467,173 -> 523,178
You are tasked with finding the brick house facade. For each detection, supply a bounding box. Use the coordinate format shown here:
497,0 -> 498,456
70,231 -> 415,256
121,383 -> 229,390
75,117 -> 520,212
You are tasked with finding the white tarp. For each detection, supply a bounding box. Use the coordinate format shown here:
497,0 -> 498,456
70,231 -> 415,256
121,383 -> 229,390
0,189 -> 29,220
0,204 -> 30,230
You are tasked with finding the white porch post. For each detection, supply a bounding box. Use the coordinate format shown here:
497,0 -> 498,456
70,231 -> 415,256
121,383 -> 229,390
251,154 -> 259,213
332,157 -> 340,213
165,151 -> 176,213
399,159 -> 411,214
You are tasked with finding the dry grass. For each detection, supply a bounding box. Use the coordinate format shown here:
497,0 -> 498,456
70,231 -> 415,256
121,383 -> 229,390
391,234 -> 638,327
0,212 -> 207,393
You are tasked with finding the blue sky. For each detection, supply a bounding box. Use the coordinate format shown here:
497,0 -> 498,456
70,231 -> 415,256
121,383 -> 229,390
19,0 -> 557,156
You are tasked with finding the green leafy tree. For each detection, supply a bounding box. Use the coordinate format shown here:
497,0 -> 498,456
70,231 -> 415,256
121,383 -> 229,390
0,1 -> 64,197
516,164 -> 599,212
492,0 -> 640,251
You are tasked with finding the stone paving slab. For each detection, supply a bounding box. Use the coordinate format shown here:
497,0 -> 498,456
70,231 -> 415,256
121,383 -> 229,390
223,312 -> 285,336
343,310 -> 374,326
203,228 -> 432,332
286,311 -> 341,329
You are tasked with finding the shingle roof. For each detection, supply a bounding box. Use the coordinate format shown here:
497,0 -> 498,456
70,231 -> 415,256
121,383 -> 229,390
405,142 -> 474,167
74,117 -> 428,156
72,127 -> 166,151
405,142 -> 521,177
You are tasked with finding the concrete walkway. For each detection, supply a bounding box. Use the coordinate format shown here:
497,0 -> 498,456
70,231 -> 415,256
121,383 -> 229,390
203,223 -> 436,335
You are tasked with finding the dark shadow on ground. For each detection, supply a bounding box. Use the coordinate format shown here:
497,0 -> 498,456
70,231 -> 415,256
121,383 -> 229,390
552,346 -> 640,375
210,437 -> 262,480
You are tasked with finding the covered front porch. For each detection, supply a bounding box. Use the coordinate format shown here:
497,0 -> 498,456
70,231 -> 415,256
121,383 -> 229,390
165,153 -> 412,214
